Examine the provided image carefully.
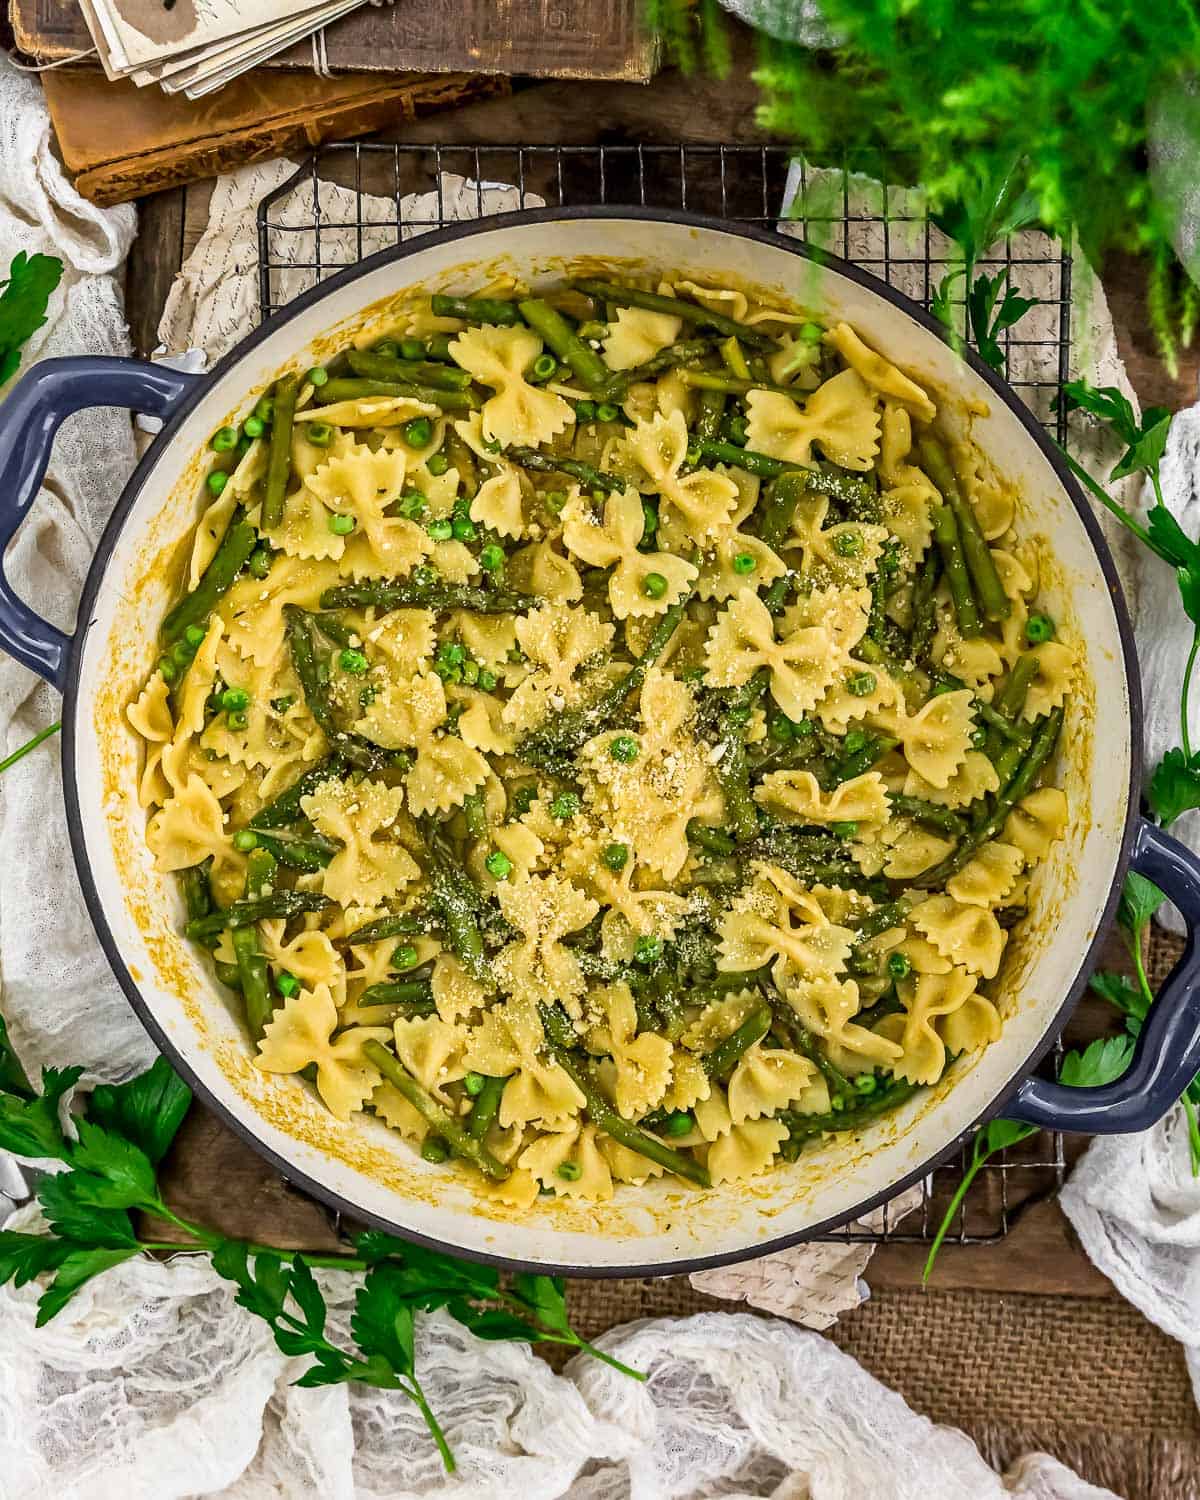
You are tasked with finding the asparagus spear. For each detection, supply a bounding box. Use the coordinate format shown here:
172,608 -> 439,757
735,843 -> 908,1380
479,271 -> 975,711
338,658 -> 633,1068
249,756 -> 347,831
443,426 -> 479,500
317,378 -> 479,412
919,438 -> 1010,623
932,503 -> 981,638
887,794 -> 969,838
357,980 -> 436,1013
695,438 -> 799,479
261,376 -> 298,530
712,675 -> 769,842
571,280 -> 775,351
757,470 -> 809,551
178,859 -> 214,923
161,518 -> 257,645
693,387 -> 726,441
347,911 -> 434,944
319,576 -> 537,614
430,294 -> 522,326
780,1073 -> 922,1156
610,338 -> 714,393
518,299 -> 614,396
233,848 -> 277,1040
913,707 -> 1064,886
908,548 -> 942,663
504,444 -> 626,495
186,891 -> 332,943
702,1004 -> 772,1080
833,731 -> 900,783
252,827 -> 339,872
283,606 -> 384,771
517,589 -> 690,770
679,370 -> 810,399
467,1074 -> 507,1140
346,350 -> 473,391
363,1041 -> 510,1179
539,1004 -> 711,1187
420,822 -> 493,985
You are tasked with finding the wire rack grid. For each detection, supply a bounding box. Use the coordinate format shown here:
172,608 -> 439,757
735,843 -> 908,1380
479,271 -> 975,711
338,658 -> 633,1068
255,141 -> 1073,1247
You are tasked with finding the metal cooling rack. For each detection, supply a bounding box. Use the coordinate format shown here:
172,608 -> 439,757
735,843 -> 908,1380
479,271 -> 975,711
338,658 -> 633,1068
255,141 -> 1073,1247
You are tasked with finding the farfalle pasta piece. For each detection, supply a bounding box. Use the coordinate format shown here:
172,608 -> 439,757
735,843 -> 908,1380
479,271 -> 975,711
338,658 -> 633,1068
561,488 -> 696,619
260,921 -> 346,1005
464,996 -> 585,1129
451,685 -> 515,756
784,976 -> 904,1074
306,440 -> 429,575
430,953 -> 489,1025
502,602 -> 614,730
931,586 -> 1005,688
822,323 -> 936,423
128,672 -> 173,807
586,983 -> 673,1118
704,591 -> 837,720
881,819 -> 956,881
356,671 -> 489,817
1003,786 -> 1069,862
601,304 -> 683,370
300,777 -> 419,910
494,871 -> 599,1015
392,1015 -> 469,1105
255,984 -> 391,1121
903,750 -> 1000,810
717,864 -> 855,985
874,966 -> 980,1086
619,410 -> 738,541
449,324 -> 573,448
686,467 -> 788,601
301,394 -> 438,429
911,894 -> 1007,980
1019,641 -> 1076,720
746,368 -> 881,471
660,1049 -> 712,1114
518,1123 -> 614,1200
361,609 -> 438,672
877,689 -> 976,789
787,494 -> 890,589
947,842 -> 1025,908
681,989 -> 763,1053
706,1118 -> 789,1185
372,1082 -> 429,1143
507,539 -> 583,605
470,467 -> 526,540
146,775 -> 235,876
754,769 -> 889,826
726,1043 -> 821,1125
599,1134 -> 667,1185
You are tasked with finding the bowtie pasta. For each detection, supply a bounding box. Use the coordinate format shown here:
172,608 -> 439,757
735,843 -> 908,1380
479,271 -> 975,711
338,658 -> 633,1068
129,276 -> 1073,1205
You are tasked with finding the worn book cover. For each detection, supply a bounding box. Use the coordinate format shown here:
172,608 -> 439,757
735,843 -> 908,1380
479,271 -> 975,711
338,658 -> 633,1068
14,0 -> 658,80
42,68 -> 508,204
82,0 -> 350,73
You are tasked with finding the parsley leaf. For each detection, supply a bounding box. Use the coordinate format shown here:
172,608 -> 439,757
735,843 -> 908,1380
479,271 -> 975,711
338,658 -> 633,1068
353,1232 -> 500,1305
0,252 -> 63,386
967,271 -> 1037,373
1119,871 -> 1167,940
36,1246 -> 139,1327
1148,746 -> 1200,826
212,1240 -> 290,1322
1088,970 -> 1147,1029
86,1057 -> 191,1166
351,1264 -> 417,1376
1059,1034 -> 1135,1088
36,1174 -> 139,1249
509,1273 -> 572,1336
0,1014 -> 33,1097
1058,380 -> 1174,487
64,1119 -> 159,1210
0,1229 -> 74,1289
0,1065 -> 80,1160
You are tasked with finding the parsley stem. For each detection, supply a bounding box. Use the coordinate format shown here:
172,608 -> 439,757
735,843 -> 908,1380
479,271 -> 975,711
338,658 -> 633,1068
552,1335 -> 646,1381
1058,450 -> 1157,554
0,720 -> 60,774
1184,1094 -> 1200,1175
1182,624 -> 1200,762
922,1134 -> 989,1283
407,1379 -> 456,1472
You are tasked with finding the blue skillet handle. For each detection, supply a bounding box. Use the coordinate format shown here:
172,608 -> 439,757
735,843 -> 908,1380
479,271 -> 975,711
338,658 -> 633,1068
0,355 -> 200,691
1006,818 -> 1200,1132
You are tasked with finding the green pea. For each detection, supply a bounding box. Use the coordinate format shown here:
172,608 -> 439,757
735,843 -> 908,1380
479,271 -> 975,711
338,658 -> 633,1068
210,425 -> 239,452
374,340 -> 400,359
544,489 -> 568,514
427,519 -> 454,541
306,366 -> 329,387
854,1072 -> 878,1095
254,396 -> 275,423
769,714 -> 793,742
462,659 -> 480,685
1025,612 -> 1055,644
556,1160 -> 582,1181
306,421 -> 334,448
184,624 -> 207,649
550,791 -> 580,821
206,470 -> 229,496
732,552 -> 757,575
634,935 -> 663,965
437,641 -> 466,666
221,687 -> 250,712
485,849 -> 513,880
452,516 -> 477,541
843,729 -> 868,754
663,1111 -> 693,1137
404,416 -> 434,449
602,842 -> 629,871
248,545 -> 273,579
846,670 -> 877,697
398,490 -> 427,520
831,820 -> 859,837
339,649 -> 369,675
158,657 -> 178,683
833,530 -> 863,557
413,566 -> 438,587
610,734 -> 640,763
276,971 -> 301,998
596,402 -> 619,423
479,669 -> 497,691
232,829 -> 258,852
226,709 -> 248,731
328,513 -> 356,535
392,944 -> 419,970
421,1137 -> 450,1164
887,951 -> 912,980
480,543 -> 505,572
642,572 -> 668,600
575,399 -> 596,421
427,452 -> 451,476
242,415 -> 265,439
464,1071 -> 487,1097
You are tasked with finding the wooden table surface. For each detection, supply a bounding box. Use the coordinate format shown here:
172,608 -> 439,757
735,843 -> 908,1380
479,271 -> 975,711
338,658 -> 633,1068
124,23 -> 1197,1300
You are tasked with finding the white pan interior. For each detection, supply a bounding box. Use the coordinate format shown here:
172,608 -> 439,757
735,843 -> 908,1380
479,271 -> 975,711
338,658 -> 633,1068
71,214 -> 1130,1271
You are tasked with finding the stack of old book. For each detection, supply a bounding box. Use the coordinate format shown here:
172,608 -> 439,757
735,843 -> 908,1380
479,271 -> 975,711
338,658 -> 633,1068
11,0 -> 658,202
